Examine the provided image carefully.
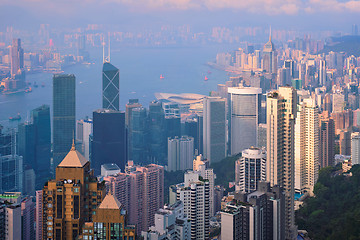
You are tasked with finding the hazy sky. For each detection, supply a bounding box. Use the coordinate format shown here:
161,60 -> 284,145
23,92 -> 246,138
1,0 -> 360,31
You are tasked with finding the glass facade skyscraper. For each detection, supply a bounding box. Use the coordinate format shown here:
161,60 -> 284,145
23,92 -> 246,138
102,62 -> 120,111
53,74 -> 76,168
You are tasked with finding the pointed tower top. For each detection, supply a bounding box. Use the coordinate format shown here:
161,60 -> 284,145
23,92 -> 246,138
269,25 -> 272,42
71,138 -> 75,151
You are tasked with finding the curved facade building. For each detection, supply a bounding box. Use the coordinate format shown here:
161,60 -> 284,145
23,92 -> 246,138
235,147 -> 266,193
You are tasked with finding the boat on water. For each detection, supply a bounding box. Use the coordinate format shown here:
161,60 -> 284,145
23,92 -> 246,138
9,113 -> 21,121
160,74 -> 165,79
34,82 -> 38,88
207,70 -> 212,74
204,76 -> 208,81
25,87 -> 32,93
41,83 -> 45,87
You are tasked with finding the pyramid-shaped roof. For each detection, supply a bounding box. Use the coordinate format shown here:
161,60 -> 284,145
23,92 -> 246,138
98,193 -> 122,210
58,143 -> 88,168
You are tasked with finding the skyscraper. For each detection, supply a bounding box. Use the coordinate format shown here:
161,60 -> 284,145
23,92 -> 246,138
35,190 -> 43,240
235,147 -> 266,193
31,105 -> 51,187
102,62 -> 120,111
203,97 -> 226,163
53,74 -> 76,168
126,99 -> 142,160
351,132 -> 360,165
92,109 -> 126,173
10,38 -> 24,77
76,118 -> 92,161
228,86 -> 262,155
294,99 -> 320,195
148,101 -> 166,164
42,143 -> 105,240
266,86 -> 297,239
262,31 -> 277,74
130,107 -> 148,163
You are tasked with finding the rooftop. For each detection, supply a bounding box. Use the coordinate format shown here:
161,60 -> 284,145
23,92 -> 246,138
98,193 -> 122,210
57,142 -> 88,168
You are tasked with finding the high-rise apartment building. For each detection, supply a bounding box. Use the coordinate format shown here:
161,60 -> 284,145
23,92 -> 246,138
35,190 -> 43,240
78,193 -> 136,240
235,147 -> 266,193
192,155 -> 216,217
102,62 -> 120,111
228,87 -> 262,155
105,162 -> 164,234
53,74 -> 76,167
320,116 -> 335,168
221,182 -> 285,240
167,136 -> 194,171
141,201 -> 191,240
92,109 -> 126,173
203,97 -> 226,163
351,132 -> 360,165
340,130 -> 351,156
266,86 -> 297,239
175,171 -> 210,240
42,144 -> 105,240
21,196 -> 36,240
294,99 -> 320,195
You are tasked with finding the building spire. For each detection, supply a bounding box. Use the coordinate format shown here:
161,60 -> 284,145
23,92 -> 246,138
71,132 -> 75,151
269,25 -> 272,42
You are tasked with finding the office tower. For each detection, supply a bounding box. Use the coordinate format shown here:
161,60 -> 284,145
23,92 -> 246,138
284,60 -> 295,78
31,105 -> 51,188
320,117 -> 335,168
126,99 -> 142,160
336,52 -> 345,75
258,123 -> 267,148
0,155 -> 23,193
102,62 -> 120,111
319,60 -> 327,86
262,31 -> 277,74
130,107 -> 148,163
340,130 -> 351,155
142,201 -> 190,240
167,136 -> 194,171
294,99 -> 320,195
76,118 -> 92,160
221,182 -> 285,240
105,162 -> 164,234
10,38 -> 24,77
148,101 -> 166,164
176,171 -> 210,240
78,193 -> 136,240
18,121 -> 36,166
42,144 -> 105,240
35,190 -> 43,240
53,74 -> 76,167
277,67 -> 291,86
184,117 -> 200,152
235,147 -> 266,193
92,109 -> 126,173
101,163 -> 121,177
193,155 -> 216,217
21,196 -> 35,240
165,116 -> 181,139
266,86 -> 297,239
23,167 -> 35,195
203,97 -> 226,163
228,87 -> 262,155
351,132 -> 360,165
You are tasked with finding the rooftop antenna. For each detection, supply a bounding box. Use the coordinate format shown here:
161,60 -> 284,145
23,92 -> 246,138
269,25 -> 272,42
108,32 -> 111,62
102,37 -> 105,63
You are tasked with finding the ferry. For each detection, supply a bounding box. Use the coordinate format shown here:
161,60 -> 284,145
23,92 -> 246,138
9,113 -> 21,121
160,75 -> 165,79
204,76 -> 208,81
25,87 -> 32,93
